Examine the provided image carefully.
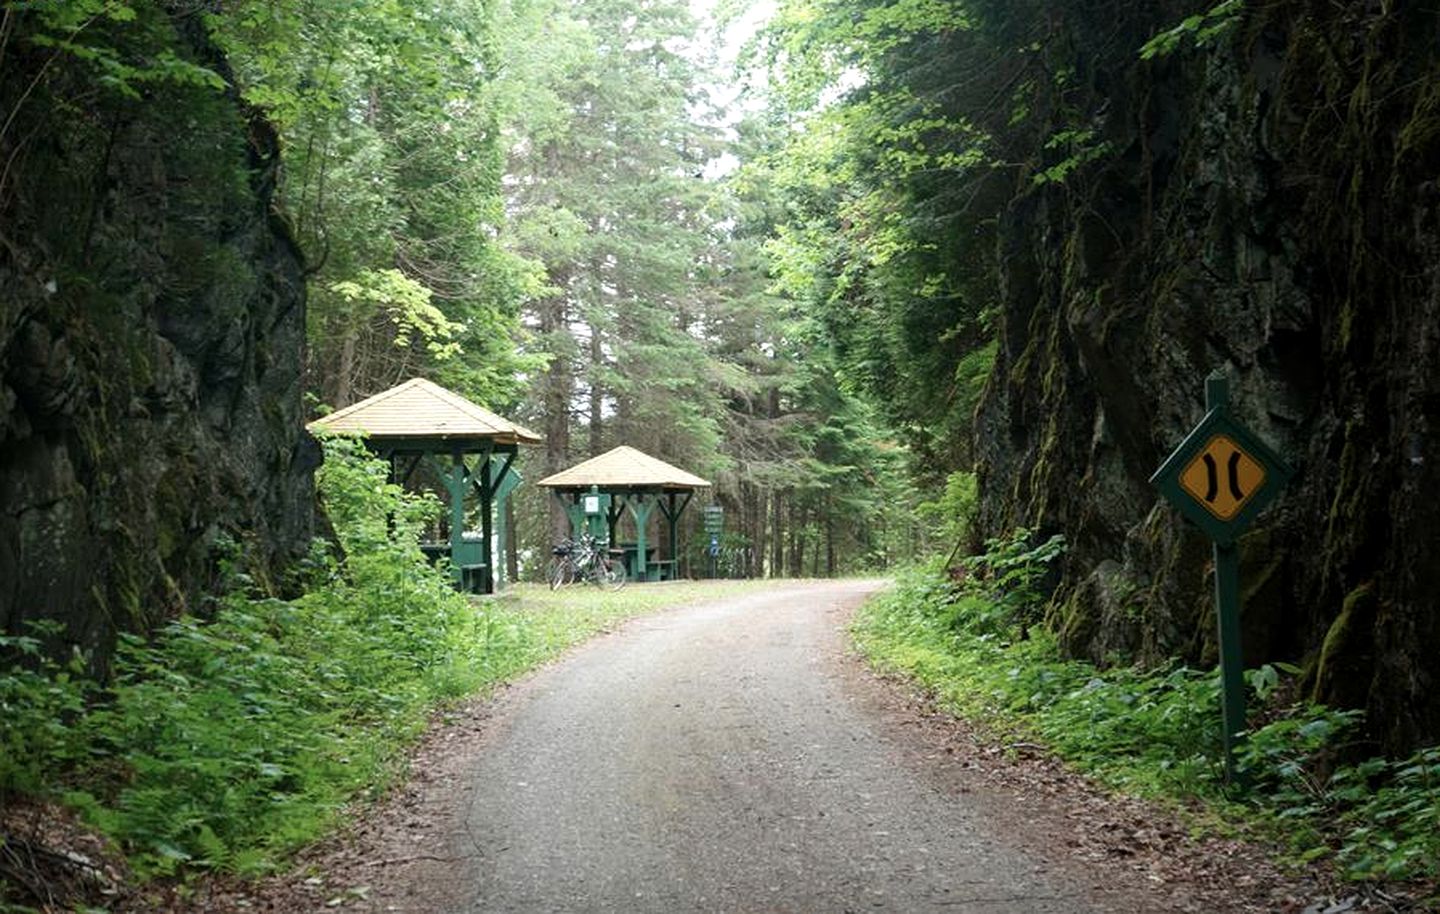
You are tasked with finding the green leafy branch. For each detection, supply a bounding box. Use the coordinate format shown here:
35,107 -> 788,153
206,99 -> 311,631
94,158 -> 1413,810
1032,127 -> 1113,186
8,0 -> 226,98
329,269 -> 464,360
1140,0 -> 1244,60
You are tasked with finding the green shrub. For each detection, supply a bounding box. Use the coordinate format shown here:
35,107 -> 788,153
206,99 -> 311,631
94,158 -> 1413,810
854,539 -> 1440,884
0,436 -> 533,878
1333,747 -> 1440,880
0,622 -> 92,799
916,470 -> 978,548
962,529 -> 1065,635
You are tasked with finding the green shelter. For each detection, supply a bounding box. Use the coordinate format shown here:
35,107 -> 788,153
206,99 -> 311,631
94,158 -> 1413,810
309,377 -> 541,594
538,446 -> 710,582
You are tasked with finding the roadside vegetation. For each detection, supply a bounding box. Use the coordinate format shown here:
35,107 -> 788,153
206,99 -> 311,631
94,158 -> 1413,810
0,439 -> 769,902
853,531 -> 1440,893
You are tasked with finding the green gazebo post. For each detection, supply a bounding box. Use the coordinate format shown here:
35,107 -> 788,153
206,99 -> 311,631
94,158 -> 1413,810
658,490 -> 693,572
626,497 -> 654,580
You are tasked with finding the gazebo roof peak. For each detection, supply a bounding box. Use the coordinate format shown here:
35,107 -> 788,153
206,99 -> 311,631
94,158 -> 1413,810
538,445 -> 711,491
308,377 -> 542,445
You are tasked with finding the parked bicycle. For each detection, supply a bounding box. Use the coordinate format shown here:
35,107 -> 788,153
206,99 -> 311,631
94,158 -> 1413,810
547,537 -> 578,589
548,533 -> 626,591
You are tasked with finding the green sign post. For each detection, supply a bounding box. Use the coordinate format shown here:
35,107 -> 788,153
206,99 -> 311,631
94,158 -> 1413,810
1150,372 -> 1294,781
703,505 -> 723,577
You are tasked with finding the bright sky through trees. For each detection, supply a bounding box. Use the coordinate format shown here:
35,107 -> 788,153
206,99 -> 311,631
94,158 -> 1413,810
692,0 -> 775,176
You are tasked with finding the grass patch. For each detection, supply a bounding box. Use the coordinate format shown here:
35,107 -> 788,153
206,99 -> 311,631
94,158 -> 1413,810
852,541 -> 1440,889
494,579 -> 780,662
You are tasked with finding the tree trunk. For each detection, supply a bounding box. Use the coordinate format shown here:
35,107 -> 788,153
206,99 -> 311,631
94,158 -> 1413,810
771,489 -> 784,578
335,329 -> 356,408
504,497 -> 519,583
825,497 -> 835,577
539,284 -> 572,544
751,486 -> 766,579
788,503 -> 803,577
587,318 -> 603,456
811,517 -> 821,577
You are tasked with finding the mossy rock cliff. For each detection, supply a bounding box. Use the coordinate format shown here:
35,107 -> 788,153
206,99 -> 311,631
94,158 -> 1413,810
0,6 -> 314,663
974,2 -> 1440,754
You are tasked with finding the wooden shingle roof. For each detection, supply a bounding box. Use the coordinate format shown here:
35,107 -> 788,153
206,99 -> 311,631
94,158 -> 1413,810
308,377 -> 542,445
537,445 -> 710,491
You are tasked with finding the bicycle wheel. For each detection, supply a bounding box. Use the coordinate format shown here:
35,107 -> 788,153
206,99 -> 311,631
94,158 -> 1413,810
549,557 -> 574,590
599,559 -> 627,592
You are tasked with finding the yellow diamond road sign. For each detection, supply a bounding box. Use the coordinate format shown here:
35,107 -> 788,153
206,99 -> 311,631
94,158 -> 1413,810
1151,394 -> 1293,544
1178,434 -> 1266,521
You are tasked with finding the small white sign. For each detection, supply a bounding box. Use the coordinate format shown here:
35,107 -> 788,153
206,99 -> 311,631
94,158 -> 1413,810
583,495 -> 601,514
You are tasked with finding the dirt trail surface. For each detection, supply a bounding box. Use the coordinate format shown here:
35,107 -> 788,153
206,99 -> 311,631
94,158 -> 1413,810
353,579 -> 1173,914
445,580 -> 1103,912
165,580 -> 1373,913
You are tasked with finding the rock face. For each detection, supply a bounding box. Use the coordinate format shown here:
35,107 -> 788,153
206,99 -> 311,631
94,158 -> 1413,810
975,4 -> 1440,754
0,10 -> 314,661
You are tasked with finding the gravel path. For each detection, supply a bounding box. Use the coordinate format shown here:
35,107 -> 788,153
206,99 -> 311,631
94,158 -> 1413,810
144,579 -> 1360,913
447,580 -> 1119,913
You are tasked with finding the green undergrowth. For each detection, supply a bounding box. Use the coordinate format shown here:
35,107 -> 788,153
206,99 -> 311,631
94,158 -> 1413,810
853,537 -> 1440,888
0,437 -> 768,889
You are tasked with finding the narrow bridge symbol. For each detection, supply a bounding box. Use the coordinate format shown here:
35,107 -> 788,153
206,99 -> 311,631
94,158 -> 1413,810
1179,434 -> 1266,522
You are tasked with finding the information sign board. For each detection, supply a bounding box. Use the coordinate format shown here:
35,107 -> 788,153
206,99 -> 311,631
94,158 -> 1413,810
702,505 -> 724,533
